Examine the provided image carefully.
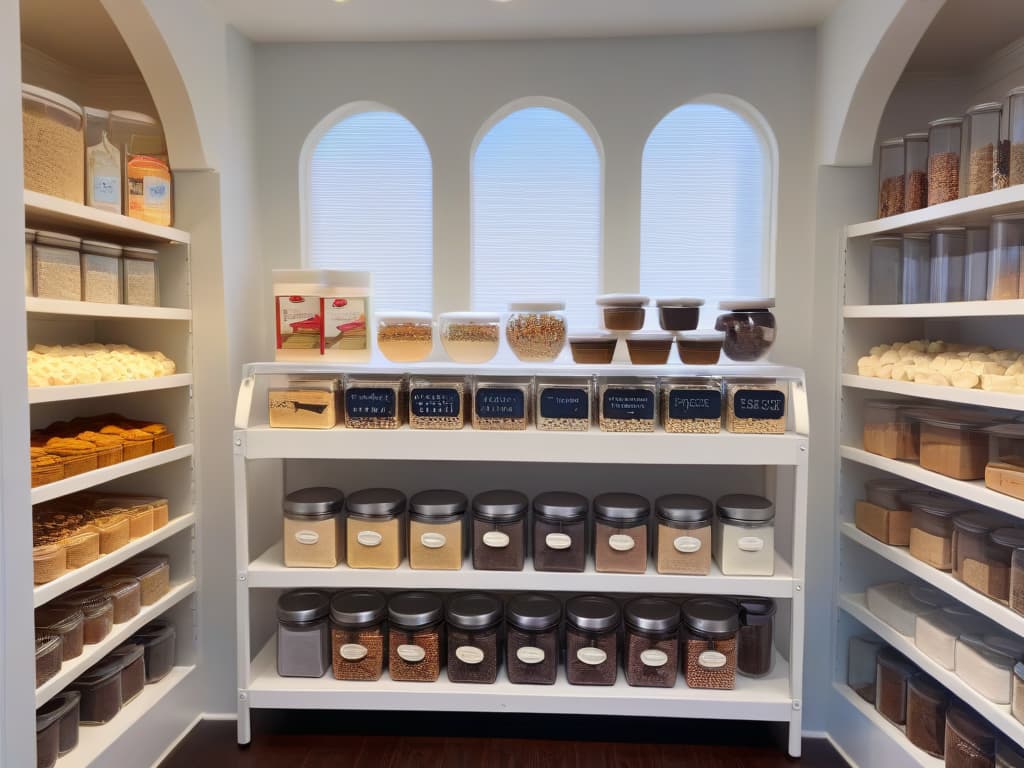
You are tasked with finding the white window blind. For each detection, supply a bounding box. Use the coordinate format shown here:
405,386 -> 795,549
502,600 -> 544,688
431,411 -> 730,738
640,104 -> 767,327
472,107 -> 601,329
308,110 -> 433,313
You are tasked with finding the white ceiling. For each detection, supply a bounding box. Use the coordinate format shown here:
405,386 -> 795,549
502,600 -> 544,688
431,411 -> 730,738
206,0 -> 842,43
907,0 -> 1024,73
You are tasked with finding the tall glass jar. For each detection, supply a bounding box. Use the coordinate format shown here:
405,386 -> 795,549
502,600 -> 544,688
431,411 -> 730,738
965,227 -> 990,301
928,117 -> 963,205
330,590 -> 387,682
965,102 -> 1004,195
387,592 -> 445,682
737,597 -> 776,678
1010,86 -> 1024,186
532,491 -> 588,573
446,592 -> 503,684
682,597 -> 740,690
505,593 -> 561,685
902,234 -> 932,304
878,138 -> 905,217
276,590 -> 331,678
505,302 -> 567,362
869,236 -> 902,305
989,213 -> 1024,300
904,132 -> 929,211
565,595 -> 620,686
623,597 -> 680,688
930,227 -> 966,302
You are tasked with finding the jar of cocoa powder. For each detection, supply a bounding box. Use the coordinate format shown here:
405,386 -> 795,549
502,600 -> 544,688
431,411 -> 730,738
446,592 -> 502,685
472,490 -> 528,571
565,595 -> 620,686
532,491 -> 587,573
623,597 -> 680,688
875,647 -> 918,725
906,674 -> 950,758
506,593 -> 561,685
681,597 -> 739,690
388,592 -> 445,683
593,492 -> 649,574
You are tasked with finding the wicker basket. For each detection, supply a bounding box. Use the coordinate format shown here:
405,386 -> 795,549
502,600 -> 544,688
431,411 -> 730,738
60,453 -> 98,478
152,433 -> 175,452
127,506 -> 154,539
93,514 -> 130,554
63,527 -> 100,569
33,543 -> 66,584
93,445 -> 123,469
121,439 -> 153,461
31,461 -> 64,487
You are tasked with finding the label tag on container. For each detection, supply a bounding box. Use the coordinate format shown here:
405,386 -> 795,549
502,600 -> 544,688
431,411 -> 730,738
733,390 -> 786,420
545,533 -> 572,550
420,532 -> 447,549
475,388 -> 525,419
346,388 -> 396,419
397,644 -> 426,663
456,646 -> 485,665
357,530 -> 383,547
640,649 -> 668,667
294,530 -> 320,546
517,646 -> 545,664
340,644 -> 368,661
577,647 -> 607,666
602,389 -> 654,420
738,536 -> 765,552
669,390 -> 722,420
608,534 -> 636,552
698,651 -> 727,669
483,531 -> 510,548
411,388 -> 461,418
673,536 -> 702,553
540,388 -> 589,419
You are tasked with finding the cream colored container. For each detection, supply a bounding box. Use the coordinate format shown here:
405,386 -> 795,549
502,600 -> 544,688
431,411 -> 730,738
282,487 -> 345,568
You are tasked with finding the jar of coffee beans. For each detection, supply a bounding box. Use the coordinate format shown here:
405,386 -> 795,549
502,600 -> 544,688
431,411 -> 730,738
565,595 -> 620,686
623,597 -> 680,688
446,592 -> 503,684
330,590 -> 387,682
506,593 -> 561,685
681,597 -> 739,690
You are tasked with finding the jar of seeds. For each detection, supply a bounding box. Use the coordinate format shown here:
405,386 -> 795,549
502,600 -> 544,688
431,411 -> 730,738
682,597 -> 740,690
376,312 -> 434,363
472,377 -> 531,430
506,302 -> 567,362
388,592 -> 445,682
660,378 -> 722,434
330,590 -> 387,681
506,593 -> 561,685
439,312 -> 501,364
623,597 -> 680,688
33,232 -> 82,301
446,592 -> 503,684
344,375 -> 405,429
904,132 -> 929,212
928,117 -> 963,205
965,102 -> 1004,195
565,595 -> 620,686
724,380 -> 787,434
408,376 -> 465,430
878,138 -> 905,217
598,378 -> 656,433
536,377 -> 592,432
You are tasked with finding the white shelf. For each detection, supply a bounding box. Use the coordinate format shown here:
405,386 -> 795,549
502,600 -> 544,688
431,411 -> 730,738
840,446 -> 1024,520
840,593 -> 1024,746
31,445 -> 194,505
831,683 -> 944,768
844,300 -> 1024,319
29,374 -> 192,404
843,373 -> 1024,411
846,185 -> 1024,238
25,297 -> 191,322
246,636 -> 793,721
36,580 -> 196,707
34,514 -> 195,607
840,523 -> 1024,638
25,190 -> 190,245
248,541 -> 796,597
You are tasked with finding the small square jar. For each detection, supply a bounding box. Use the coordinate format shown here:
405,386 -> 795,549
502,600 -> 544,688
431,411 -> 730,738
660,378 -> 722,434
109,643 -> 145,704
472,377 -> 531,431
408,489 -> 467,571
955,635 -> 1017,704
593,492 -> 650,574
866,582 -> 951,636
80,240 -> 122,304
565,595 -> 620,686
916,604 -> 992,670
598,379 -> 656,433
862,400 -> 920,460
276,590 -> 331,678
471,490 -> 528,571
344,376 -> 405,430
596,293 -> 648,331
69,659 -> 121,724
953,511 -> 1014,593
875,647 -> 917,725
655,297 -> 703,332
409,376 -> 466,430
985,423 -> 1024,500
345,488 -> 407,569
505,593 -> 561,685
130,619 -> 176,682
330,590 -> 388,682
909,409 -> 998,481
536,377 -> 591,432
268,378 -> 339,429
283,486 -> 345,568
376,311 -> 434,363
446,592 -> 503,684
737,598 -> 776,678
724,380 -> 787,435
532,491 -> 588,573
946,706 -> 996,767
654,494 -> 712,575
855,477 -> 918,546
33,231 -> 82,301
388,592 -> 445,683
906,675 -> 950,758
907,494 -> 970,570
848,636 -> 884,703
682,597 -> 740,690
713,494 -> 775,576
121,247 -> 159,306
623,597 -> 680,688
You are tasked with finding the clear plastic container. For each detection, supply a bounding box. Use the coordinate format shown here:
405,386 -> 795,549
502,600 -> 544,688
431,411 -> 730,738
682,597 -> 739,690
928,117 -> 963,205
1012,546 -> 1024,615
130,619 -> 176,682
39,690 -> 79,758
866,477 -> 919,509
866,581 -> 951,636
345,488 -> 407,569
1011,86 -> 1024,187
623,597 -> 680,688
506,302 -> 567,362
471,490 -> 528,571
564,595 -> 620,686
110,110 -> 172,226
36,692 -> 62,768
946,706 -> 996,768
714,494 -> 775,576
676,330 -> 724,364
376,312 -> 434,363
725,379 -> 787,435
912,409 -> 998,480
598,378 -> 656,433
121,246 -> 159,306
869,236 -> 902,305
654,493 -> 713,575
1015,661 -> 1024,723
35,633 -> 62,687
715,298 -> 776,361
625,332 -> 673,364
69,659 -> 121,724
33,231 -> 82,301
282,486 -> 345,568
568,332 -> 617,364
737,598 -> 776,678
660,378 -> 722,434
875,647 -> 917,725
989,213 -> 1024,300
848,635 -> 884,703
593,492 -> 650,574
856,477 -> 917,546
80,240 -> 122,304
408,489 -> 466,571
36,605 -> 84,661
505,593 -> 561,685
985,528 -> 1024,605
916,604 -> 991,670
966,102 -> 1004,195
904,132 -> 929,212
906,675 -> 950,758
965,227 -> 990,301
909,495 -> 969,570
109,642 -> 145,703
439,312 -> 500,363
930,227 -> 966,302
986,423 -> 1024,501
330,590 -> 387,682
472,377 -> 531,430
878,138 -> 905,217
655,297 -> 703,331
84,106 -> 120,213
344,375 -> 405,429
446,592 -> 503,684
955,634 -> 1016,704
22,84 -> 84,203
24,229 -> 35,296
596,294 -> 649,331
408,376 -> 465,430
902,234 -> 932,303
532,491 -> 588,573
536,377 -> 591,432
862,400 -> 919,460
952,510 -> 1013,582
387,592 -> 445,683
276,590 -> 331,678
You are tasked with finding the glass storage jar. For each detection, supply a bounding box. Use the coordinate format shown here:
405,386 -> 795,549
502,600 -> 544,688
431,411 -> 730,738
715,299 -> 776,361
908,494 -> 969,570
472,377 -> 531,431
596,294 -> 649,331
39,690 -> 79,758
446,592 -> 503,684
855,477 -> 916,546
568,332 -> 617,364
625,332 -> 673,365
660,378 -> 722,434
867,477 -> 919,509
656,297 -> 703,331
952,510 -> 1013,582
532,491 -> 588,573
1011,545 -> 1024,615
130,619 -> 176,682
866,581 -> 951,636
902,233 -> 932,303
408,489 -> 466,571
408,376 -> 465,430
35,633 -> 61,687
965,227 -> 990,301
22,84 -> 84,203
930,227 -> 967,302
676,330 -> 725,365
36,605 -> 84,661
875,647 -> 917,725
32,232 -> 81,301
282,486 -> 344,568
682,597 -> 739,690
69,659 -> 121,725
989,213 -> 1024,300
346,488 -> 406,569
623,597 -> 680,688
965,102 -> 1004,195
905,131 -> 929,212
1011,86 -> 1024,186
598,378 -> 656,433
869,236 -> 903,305
24,229 -> 34,296
565,595 -> 620,686
121,247 -> 158,306
878,137 -> 905,216
330,590 -> 387,682
111,555 -> 169,605
928,116 -> 963,205
109,643 -> 145,704
439,312 -> 500,364
862,400 -> 919,460
985,423 -> 1024,500
536,377 -> 591,432
388,591 -> 444,682
848,635 -> 884,703
56,596 -> 113,645
724,379 -> 787,435
593,492 -> 650,574
35,700 -> 62,768
906,675 -> 950,758
654,493 -> 713,575
737,598 -> 776,678
916,603 -> 992,670
268,377 -> 340,430
955,635 -> 1016,704
80,240 -> 122,304
916,409 -> 999,481
376,311 -> 434,363
505,593 -> 561,685
276,590 -> 331,678
344,375 -> 405,429
506,302 -> 567,362
471,490 -> 528,571
985,529 -> 1024,605
714,493 -> 775,576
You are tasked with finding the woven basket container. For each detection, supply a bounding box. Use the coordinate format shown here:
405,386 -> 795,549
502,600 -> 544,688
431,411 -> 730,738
151,500 -> 170,529
152,433 -> 175,452
63,527 -> 100,569
33,543 -> 66,584
94,514 -> 130,554
121,439 -> 153,461
93,445 -> 123,469
31,459 -> 64,487
60,453 -> 98,478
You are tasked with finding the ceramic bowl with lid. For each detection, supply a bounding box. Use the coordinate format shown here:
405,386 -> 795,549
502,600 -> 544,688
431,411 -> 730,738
568,331 -> 617,364
596,294 -> 649,331
676,330 -> 725,365
625,332 -> 674,364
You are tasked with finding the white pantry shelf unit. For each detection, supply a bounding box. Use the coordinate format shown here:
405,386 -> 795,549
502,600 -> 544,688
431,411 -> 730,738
842,373 -> 1024,411
233,362 -> 810,756
844,299 -> 1024,319
28,373 -> 193,404
24,190 -> 190,245
25,297 -> 192,322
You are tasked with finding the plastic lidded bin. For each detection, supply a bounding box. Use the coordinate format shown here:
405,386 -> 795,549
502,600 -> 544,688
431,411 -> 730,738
330,590 -> 388,682
109,642 -> 146,704
598,378 -> 656,433
907,493 -> 971,570
737,597 -> 776,678
69,658 -> 122,724
536,377 -> 591,432
37,690 -> 80,758
130,619 -> 176,682
36,605 -> 84,661
985,422 -> 1024,502
965,227 -> 990,301
848,635 -> 884,703
682,597 -> 740,690
22,84 -> 84,203
915,603 -> 992,670
875,647 -> 918,725
714,493 -> 775,576
283,486 -> 345,569
908,408 -> 999,480
471,490 -> 528,572
35,633 -> 62,687
988,213 -> 1024,300
623,597 -> 680,688
902,234 -> 931,303
565,595 -> 620,686
121,246 -> 159,306
865,477 -> 918,510
930,227 -> 966,302
878,138 -> 905,216
81,240 -> 122,304
654,493 -> 713,575
596,294 -> 649,331
35,697 -> 62,768
946,706 -> 996,766
869,236 -> 902,305
344,375 -> 405,430
408,376 -> 466,430
955,634 -> 1017,704
906,674 -> 950,758
532,491 -> 588,573
986,528 -> 1024,605
506,302 -> 567,362
904,132 -> 929,212
660,377 -> 722,434
928,116 -> 963,205
952,510 -> 1013,582
866,581 -> 951,636
965,102 -> 1004,195
862,400 -> 919,460
33,231 -> 82,301
387,591 -> 445,683
592,492 -> 650,574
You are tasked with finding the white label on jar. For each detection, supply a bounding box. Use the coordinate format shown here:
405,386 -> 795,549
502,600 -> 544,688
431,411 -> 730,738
340,643 -> 368,661
456,646 -> 485,665
609,534 -> 635,552
640,649 -> 668,668
294,529 -> 320,546
420,532 -> 447,549
516,646 -> 545,664
738,536 -> 765,552
357,530 -> 383,547
699,651 -> 728,669
483,531 -> 510,548
545,533 -> 572,550
576,647 -> 607,666
397,644 -> 426,663
673,536 -> 701,553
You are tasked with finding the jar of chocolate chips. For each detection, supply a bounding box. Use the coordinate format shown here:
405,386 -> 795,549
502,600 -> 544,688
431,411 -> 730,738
506,593 -> 561,685
330,590 -> 387,682
623,597 -> 680,688
565,595 -> 620,686
715,299 -> 776,362
532,491 -> 588,573
681,597 -> 740,690
472,490 -> 528,571
388,592 -> 445,682
446,592 -> 503,684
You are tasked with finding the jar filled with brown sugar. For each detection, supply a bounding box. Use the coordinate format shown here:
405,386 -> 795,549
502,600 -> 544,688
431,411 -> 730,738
953,511 -> 1012,583
331,590 -> 387,682
283,486 -> 345,568
984,528 -> 1024,605
863,400 -> 920,461
446,592 -> 503,684
855,477 -> 918,546
681,597 -> 739,690
906,674 -> 950,758
593,492 -> 649,573
654,494 -> 712,575
875,647 -> 918,725
276,590 -> 331,678
408,489 -> 466,571
532,491 -> 587,573
737,598 -> 776,678
388,592 -> 445,682
908,494 -> 970,571
506,593 -> 561,685
945,705 -> 996,768
472,490 -> 527,571
623,597 -> 680,688
565,595 -> 620,686
346,488 -> 407,569
909,409 -> 998,481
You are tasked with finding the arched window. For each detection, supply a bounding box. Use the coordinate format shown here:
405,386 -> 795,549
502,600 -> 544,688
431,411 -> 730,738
640,102 -> 772,326
306,108 -> 433,313
472,104 -> 602,328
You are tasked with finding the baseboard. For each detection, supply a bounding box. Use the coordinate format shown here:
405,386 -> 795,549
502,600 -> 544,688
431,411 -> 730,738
824,733 -> 858,768
149,714 -> 204,768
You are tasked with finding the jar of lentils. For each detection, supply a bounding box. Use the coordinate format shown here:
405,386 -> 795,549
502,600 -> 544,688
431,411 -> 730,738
505,302 -> 567,362
681,597 -> 740,690
565,595 -> 620,686
446,592 -> 503,684
387,592 -> 445,682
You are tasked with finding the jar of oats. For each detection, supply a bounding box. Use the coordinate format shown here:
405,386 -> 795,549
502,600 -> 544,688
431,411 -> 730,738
376,312 -> 434,363
506,302 -> 567,362
81,241 -> 123,304
724,380 -> 787,434
536,377 -> 592,432
33,231 -> 82,301
22,85 -> 84,203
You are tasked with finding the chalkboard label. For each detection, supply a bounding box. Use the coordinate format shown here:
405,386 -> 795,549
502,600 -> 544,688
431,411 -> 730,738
602,389 -> 655,420
669,389 -> 722,420
540,388 -> 589,419
475,388 -> 525,419
411,388 -> 462,418
345,388 -> 396,419
733,389 -> 786,420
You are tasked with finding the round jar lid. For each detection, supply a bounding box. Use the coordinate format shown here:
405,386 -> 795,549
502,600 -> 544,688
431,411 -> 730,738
284,486 -> 344,517
409,489 -> 467,523
596,294 -> 649,307
472,489 -> 528,521
624,597 -> 680,634
592,492 -> 650,524
533,491 -> 587,522
569,331 -> 616,343
904,494 -> 969,517
967,102 -> 1002,115
388,591 -> 444,629
929,116 -> 964,127
716,494 -> 775,523
439,311 -> 500,323
446,592 -> 503,630
655,297 -> 704,307
625,331 -> 673,342
717,298 -> 776,311
507,593 -> 561,632
376,311 -> 433,324
682,597 -> 740,637
277,590 -> 330,624
990,527 -> 1024,550
738,597 -> 777,626
655,494 -> 712,524
22,84 -> 82,119
953,511 -> 1010,535
508,301 -> 565,312
880,137 -> 905,147
566,595 -> 620,633
330,590 -> 387,627
346,488 -> 406,519
678,330 -> 725,342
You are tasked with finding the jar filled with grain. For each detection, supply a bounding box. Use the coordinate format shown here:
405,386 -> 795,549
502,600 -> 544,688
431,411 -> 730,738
565,595 -> 620,686
121,247 -> 159,306
505,302 -> 567,362
345,487 -> 407,569
408,376 -> 465,430
965,102 -> 1005,195
80,241 -> 122,304
660,378 -> 722,434
472,377 -> 531,431
904,132 -> 929,212
952,511 -> 1013,587
344,375 -> 405,429
654,494 -> 713,575
330,590 -> 387,681
715,299 -> 776,361
276,590 -> 331,678
471,490 -> 528,571
446,592 -> 503,684
388,592 -> 445,682
623,597 -> 680,688
713,494 -> 775,576
945,706 -> 996,767
282,486 -> 345,568
22,85 -> 84,203
598,378 -> 656,433
724,379 -> 787,435
984,529 -> 1024,605
376,312 -> 434,363
878,138 -> 905,217
593,492 -> 650,574
532,491 -> 588,573
32,232 -> 82,301
682,597 -> 740,690
505,593 -> 561,685
408,489 -> 466,571
875,647 -> 918,725
862,400 -> 920,460
439,312 -> 501,364
928,117 -> 963,205
536,377 -> 592,432
737,598 -> 776,678
988,213 -> 1024,300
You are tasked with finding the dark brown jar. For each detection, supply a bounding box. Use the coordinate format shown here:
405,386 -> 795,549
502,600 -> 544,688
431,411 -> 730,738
35,633 -> 62,687
875,648 -> 918,726
656,298 -> 703,331
131,619 -> 176,683
35,604 -> 84,661
472,490 -> 528,571
388,592 -> 445,682
906,675 -> 950,758
532,491 -> 587,573
35,697 -> 61,768
596,294 -> 648,331
593,493 -> 650,574
506,593 -> 561,685
69,658 -> 122,724
55,595 -> 113,645
986,528 -> 1024,605
36,690 -> 79,759
565,595 -> 620,686
446,592 -> 503,684
109,643 -> 146,704
737,598 -> 776,678
624,597 -> 680,688
945,705 -> 996,768
682,597 -> 739,690
331,590 -> 387,682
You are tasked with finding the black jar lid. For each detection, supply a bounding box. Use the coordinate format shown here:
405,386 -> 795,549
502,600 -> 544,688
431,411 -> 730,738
446,592 -> 503,630
388,591 -> 444,630
593,493 -> 650,524
624,597 -> 680,634
682,597 -> 740,637
472,490 -> 528,522
283,487 -> 344,518
905,494 -> 970,517
738,598 -> 777,626
533,491 -> 587,523
277,590 -> 330,624
346,488 -> 406,520
716,494 -> 774,523
656,494 -> 713,524
330,590 -> 387,627
566,595 -> 620,633
506,593 -> 561,632
409,489 -> 468,524
990,528 -> 1024,550
953,511 -> 1010,535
